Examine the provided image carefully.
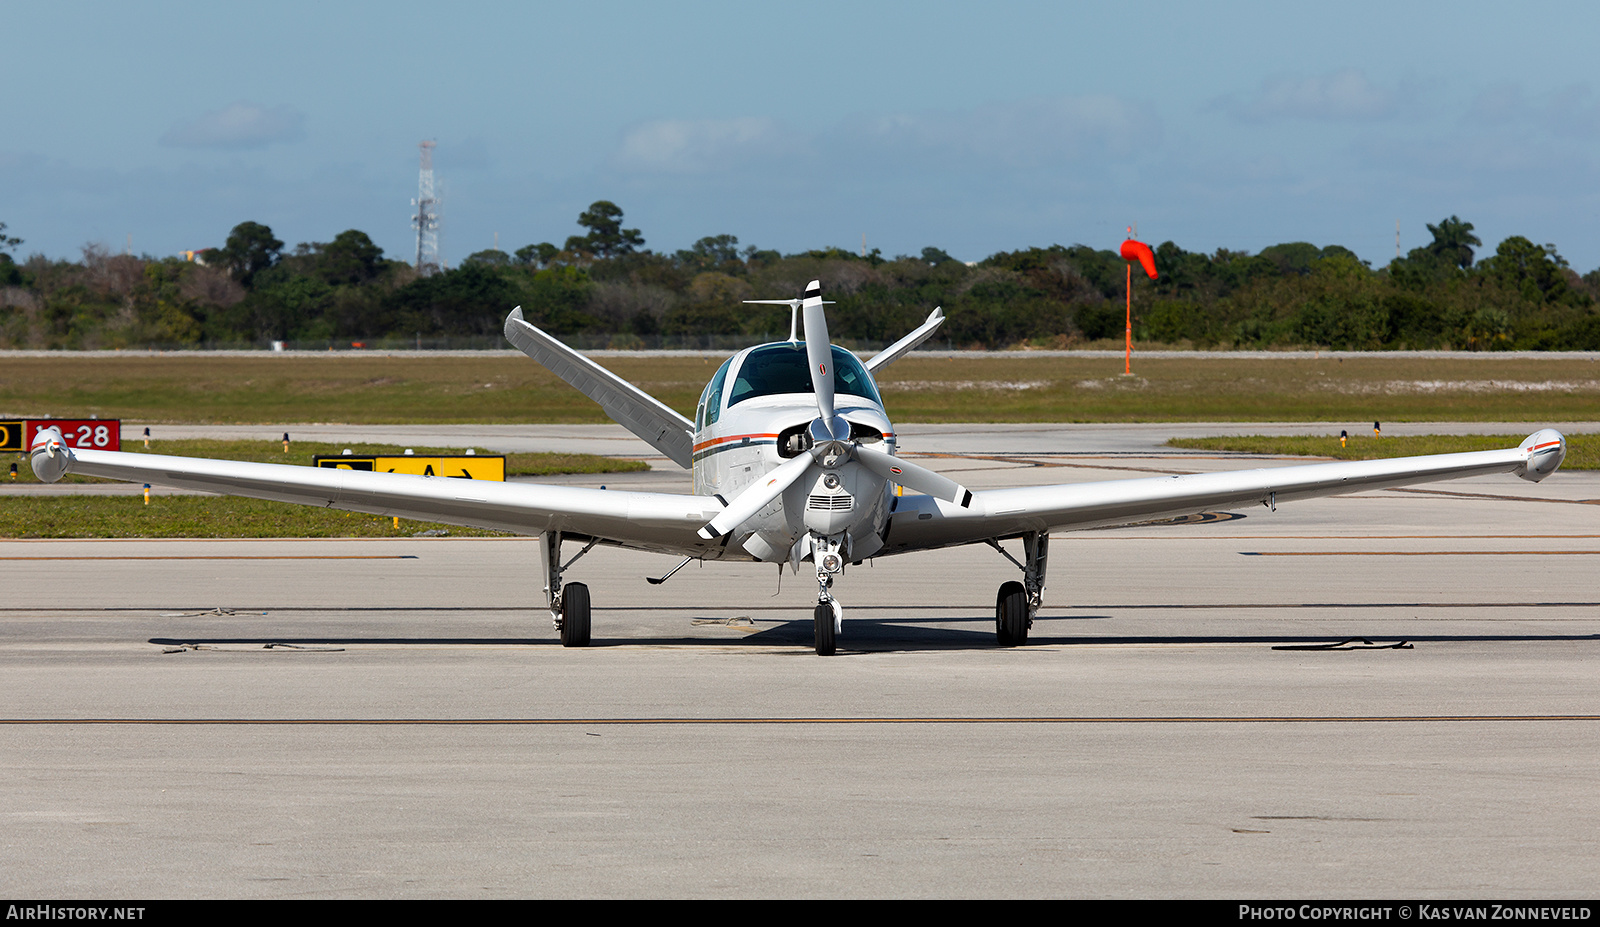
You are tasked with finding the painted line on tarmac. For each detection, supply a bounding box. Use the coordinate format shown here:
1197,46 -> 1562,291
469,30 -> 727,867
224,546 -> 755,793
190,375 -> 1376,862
912,452 -> 1193,475
2,715 -> 1598,726
1049,602 -> 1600,610
1071,534 -> 1600,540
5,601 -> 1600,613
1241,550 -> 1600,556
1390,487 -> 1600,505
0,555 -> 419,561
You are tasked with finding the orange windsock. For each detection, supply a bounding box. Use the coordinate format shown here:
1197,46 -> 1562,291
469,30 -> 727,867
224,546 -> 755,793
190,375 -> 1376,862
1120,239 -> 1158,279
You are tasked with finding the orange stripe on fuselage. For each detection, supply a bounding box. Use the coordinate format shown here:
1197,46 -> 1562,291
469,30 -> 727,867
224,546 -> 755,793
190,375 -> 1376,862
692,433 -> 781,453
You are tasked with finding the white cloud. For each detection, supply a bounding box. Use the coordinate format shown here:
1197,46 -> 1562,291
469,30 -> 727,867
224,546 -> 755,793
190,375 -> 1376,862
613,117 -> 786,173
610,96 -> 1160,179
1220,69 -> 1401,123
159,102 -> 306,150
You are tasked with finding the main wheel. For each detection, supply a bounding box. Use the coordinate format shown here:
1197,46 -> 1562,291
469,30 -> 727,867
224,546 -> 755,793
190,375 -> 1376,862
560,582 -> 591,647
996,580 -> 1028,646
813,602 -> 836,656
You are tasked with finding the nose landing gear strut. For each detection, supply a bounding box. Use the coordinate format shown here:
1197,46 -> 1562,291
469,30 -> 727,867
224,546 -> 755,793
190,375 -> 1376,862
812,534 -> 845,655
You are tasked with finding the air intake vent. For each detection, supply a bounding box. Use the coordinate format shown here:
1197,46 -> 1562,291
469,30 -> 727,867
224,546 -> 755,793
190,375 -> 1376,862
808,493 -> 853,511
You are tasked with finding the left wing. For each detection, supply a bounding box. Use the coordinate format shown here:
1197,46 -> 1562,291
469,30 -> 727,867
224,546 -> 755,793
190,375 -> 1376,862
29,429 -> 725,557
880,430 -> 1567,554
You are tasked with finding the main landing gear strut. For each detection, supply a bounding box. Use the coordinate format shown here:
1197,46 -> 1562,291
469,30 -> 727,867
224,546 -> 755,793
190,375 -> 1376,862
541,531 -> 596,647
987,532 -> 1048,647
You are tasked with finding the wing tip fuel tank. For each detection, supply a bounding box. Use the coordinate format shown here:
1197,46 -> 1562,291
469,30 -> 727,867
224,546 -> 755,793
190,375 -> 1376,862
1519,428 -> 1566,482
28,426 -> 68,482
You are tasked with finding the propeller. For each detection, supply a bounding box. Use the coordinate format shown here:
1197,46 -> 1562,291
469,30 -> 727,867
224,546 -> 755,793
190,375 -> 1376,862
698,280 -> 972,542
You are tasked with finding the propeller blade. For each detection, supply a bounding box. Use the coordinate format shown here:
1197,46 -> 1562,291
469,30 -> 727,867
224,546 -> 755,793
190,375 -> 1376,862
698,450 -> 818,540
854,445 -> 973,508
801,280 -> 847,442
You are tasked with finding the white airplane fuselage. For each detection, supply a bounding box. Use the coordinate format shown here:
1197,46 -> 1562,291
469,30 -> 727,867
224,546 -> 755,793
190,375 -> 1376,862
689,341 -> 898,566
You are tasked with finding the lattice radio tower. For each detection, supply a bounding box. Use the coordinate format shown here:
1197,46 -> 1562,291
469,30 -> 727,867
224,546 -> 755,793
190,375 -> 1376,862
411,140 -> 440,274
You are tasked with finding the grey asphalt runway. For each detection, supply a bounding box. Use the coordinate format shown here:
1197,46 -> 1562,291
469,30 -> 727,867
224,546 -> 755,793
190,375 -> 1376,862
2,425 -> 1598,898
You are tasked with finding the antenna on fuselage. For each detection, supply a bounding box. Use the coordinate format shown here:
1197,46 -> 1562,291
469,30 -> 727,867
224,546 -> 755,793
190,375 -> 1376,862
744,295 -> 834,344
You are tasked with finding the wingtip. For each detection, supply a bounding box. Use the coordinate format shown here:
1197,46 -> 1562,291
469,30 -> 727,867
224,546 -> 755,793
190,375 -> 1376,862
28,427 -> 69,483
1519,428 -> 1566,482
502,306 -> 526,339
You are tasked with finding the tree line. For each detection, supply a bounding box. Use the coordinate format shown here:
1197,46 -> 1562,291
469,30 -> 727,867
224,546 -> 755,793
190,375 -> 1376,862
2,207 -> 1598,351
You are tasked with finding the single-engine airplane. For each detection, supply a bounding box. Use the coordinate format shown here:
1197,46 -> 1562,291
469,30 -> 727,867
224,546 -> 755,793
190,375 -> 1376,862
30,280 -> 1568,654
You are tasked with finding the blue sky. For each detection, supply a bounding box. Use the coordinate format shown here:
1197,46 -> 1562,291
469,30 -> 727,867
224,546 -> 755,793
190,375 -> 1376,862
4,1 -> 1598,271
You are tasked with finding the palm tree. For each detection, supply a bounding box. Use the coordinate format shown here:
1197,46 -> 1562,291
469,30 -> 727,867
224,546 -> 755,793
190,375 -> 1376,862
1426,216 -> 1482,269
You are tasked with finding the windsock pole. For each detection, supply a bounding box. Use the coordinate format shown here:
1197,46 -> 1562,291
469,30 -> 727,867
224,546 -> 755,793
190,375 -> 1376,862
1118,235 -> 1158,377
1125,259 -> 1133,375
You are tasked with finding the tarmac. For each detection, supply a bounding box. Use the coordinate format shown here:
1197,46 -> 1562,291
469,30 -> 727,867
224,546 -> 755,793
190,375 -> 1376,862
2,422 -> 1597,898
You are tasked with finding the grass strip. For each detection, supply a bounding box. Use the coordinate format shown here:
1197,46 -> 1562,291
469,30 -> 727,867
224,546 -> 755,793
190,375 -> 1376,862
0,495 -> 513,539
6,353 -> 1600,423
1167,433 -> 1599,469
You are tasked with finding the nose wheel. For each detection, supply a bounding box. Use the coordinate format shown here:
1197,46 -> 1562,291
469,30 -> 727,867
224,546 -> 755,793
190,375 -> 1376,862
810,534 -> 845,655
813,602 -> 836,655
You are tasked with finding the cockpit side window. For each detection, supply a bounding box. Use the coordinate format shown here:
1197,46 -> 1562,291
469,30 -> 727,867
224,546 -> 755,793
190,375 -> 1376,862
699,357 -> 733,430
727,344 -> 882,408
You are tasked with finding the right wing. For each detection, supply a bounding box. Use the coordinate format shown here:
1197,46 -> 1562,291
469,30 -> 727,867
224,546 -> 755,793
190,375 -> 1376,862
504,308 -> 695,469
865,306 -> 944,373
30,430 -> 727,558
880,430 -> 1568,553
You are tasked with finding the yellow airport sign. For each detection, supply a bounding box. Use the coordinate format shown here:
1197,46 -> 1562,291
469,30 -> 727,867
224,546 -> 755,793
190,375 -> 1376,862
313,455 -> 505,481
0,421 -> 23,453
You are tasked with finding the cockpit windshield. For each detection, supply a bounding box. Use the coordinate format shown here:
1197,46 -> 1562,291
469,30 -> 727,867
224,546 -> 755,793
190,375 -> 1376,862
727,343 -> 882,409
